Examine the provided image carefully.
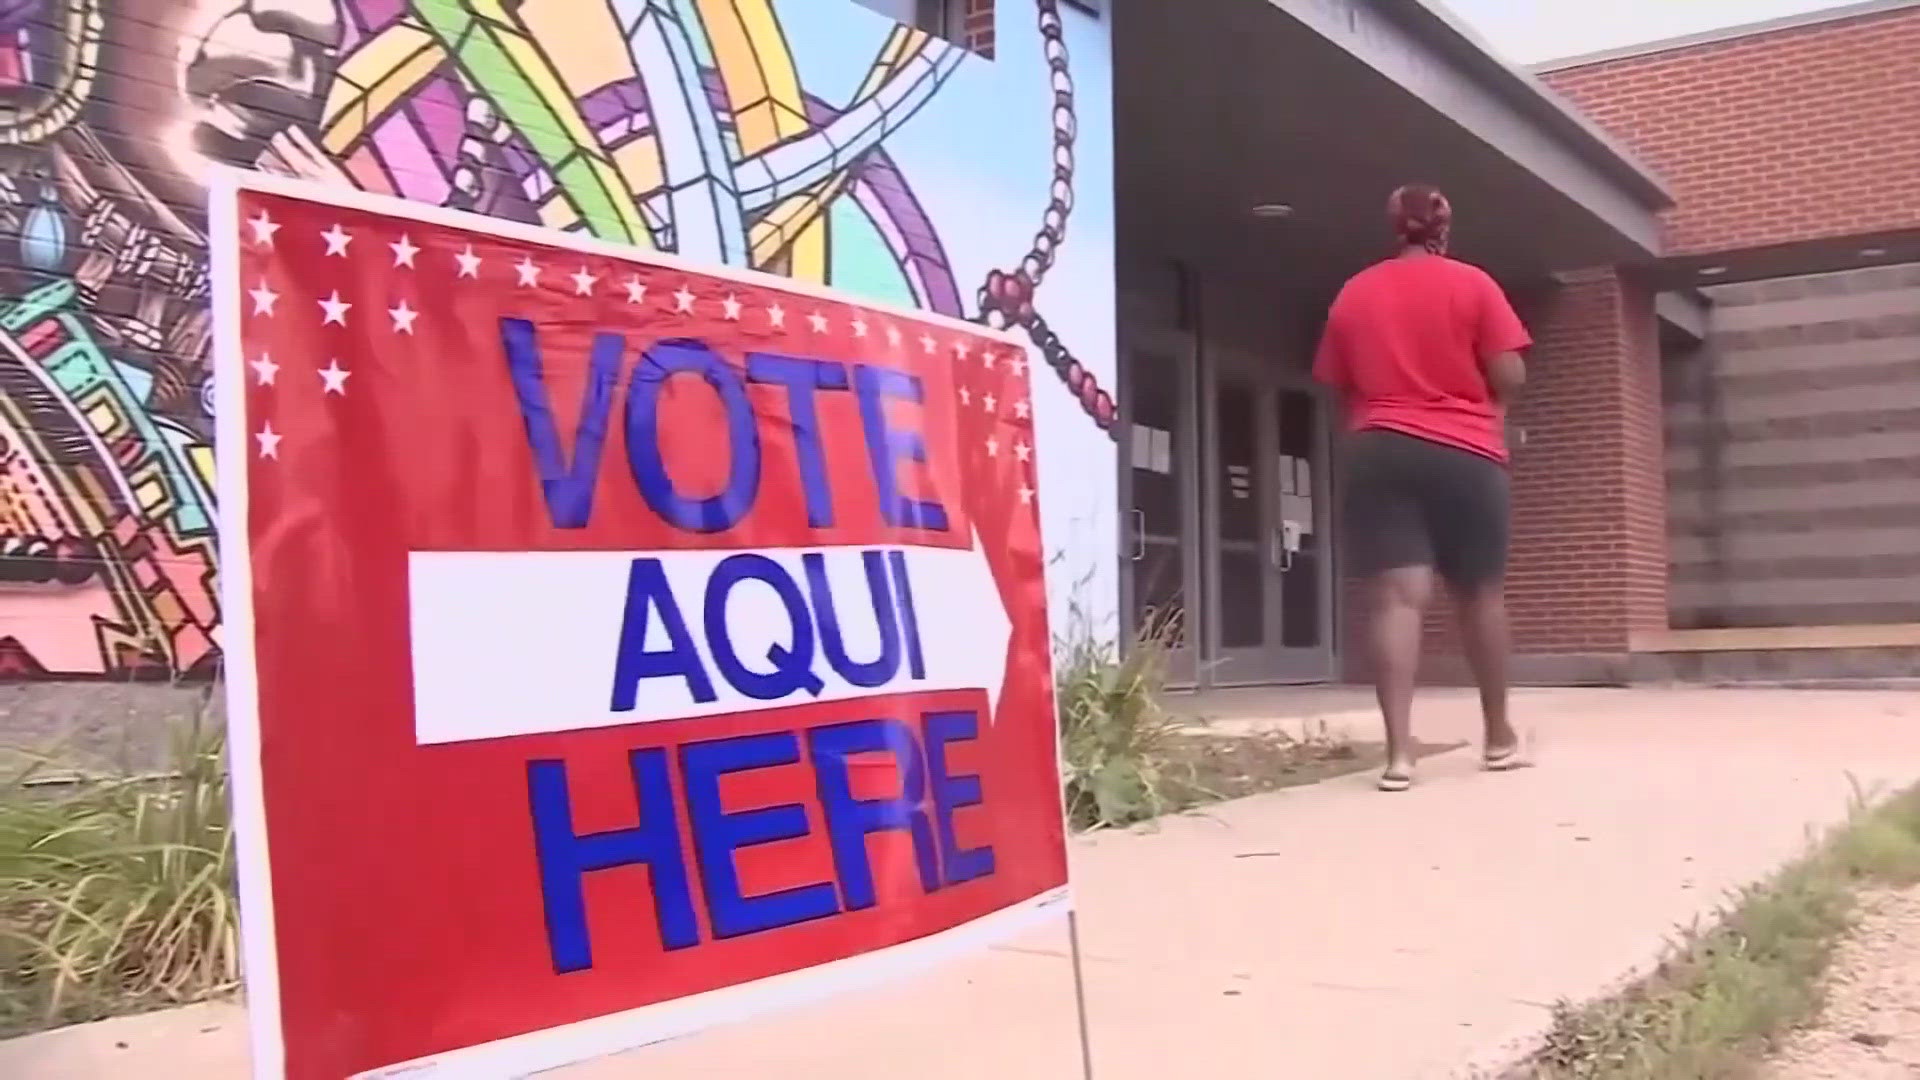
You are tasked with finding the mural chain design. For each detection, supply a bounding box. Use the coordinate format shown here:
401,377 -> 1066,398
0,0 -> 1112,681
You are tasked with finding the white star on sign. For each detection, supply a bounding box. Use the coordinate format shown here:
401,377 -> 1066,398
318,290 -> 351,326
249,353 -> 279,385
1018,484 -> 1035,505
766,302 -> 786,328
958,386 -> 972,406
248,281 -> 279,316
807,311 -> 829,333
247,210 -> 280,246
982,350 -> 997,370
919,333 -> 936,354
318,359 -> 351,395
983,392 -> 998,413
1014,440 -> 1032,463
985,436 -> 1000,458
674,285 -> 696,313
885,325 -> 902,347
571,267 -> 599,296
721,294 -> 742,320
851,317 -> 869,338
623,276 -> 648,304
1009,356 -> 1026,377
953,340 -> 971,360
256,422 -> 282,459
454,245 -> 482,278
514,257 -> 541,287
390,234 -> 420,268
1013,400 -> 1031,421
320,224 -> 353,257
389,299 -> 418,334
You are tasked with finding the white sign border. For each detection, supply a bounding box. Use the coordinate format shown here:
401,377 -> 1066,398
207,168 -> 1070,1080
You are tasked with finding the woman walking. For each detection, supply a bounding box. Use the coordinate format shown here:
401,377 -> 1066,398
1312,184 -> 1532,792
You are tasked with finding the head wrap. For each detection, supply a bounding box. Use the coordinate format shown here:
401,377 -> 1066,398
1388,184 -> 1452,255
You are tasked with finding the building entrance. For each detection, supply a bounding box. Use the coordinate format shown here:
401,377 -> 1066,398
1120,324 -> 1336,688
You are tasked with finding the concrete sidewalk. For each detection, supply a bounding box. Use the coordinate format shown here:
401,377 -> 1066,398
7,687 -> 1920,1079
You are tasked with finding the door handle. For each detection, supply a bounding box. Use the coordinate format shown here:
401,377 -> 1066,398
1129,509 -> 1146,562
1273,523 -> 1301,573
1269,529 -> 1294,573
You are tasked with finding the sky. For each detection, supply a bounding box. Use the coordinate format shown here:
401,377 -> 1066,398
1440,0 -> 1864,63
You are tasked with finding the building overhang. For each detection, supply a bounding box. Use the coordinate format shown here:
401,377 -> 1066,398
1115,0 -> 1673,303
1292,0 -> 1673,256
1656,289 -> 1709,349
1654,228 -> 1920,290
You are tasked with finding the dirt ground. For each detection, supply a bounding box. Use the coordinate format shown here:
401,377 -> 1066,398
1162,729 -> 1462,807
1765,885 -> 1920,1079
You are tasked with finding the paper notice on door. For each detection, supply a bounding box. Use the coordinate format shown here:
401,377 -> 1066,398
1295,459 -> 1313,498
1130,424 -> 1154,471
1131,425 -> 1174,475
1227,464 -> 1251,500
1279,454 -> 1296,495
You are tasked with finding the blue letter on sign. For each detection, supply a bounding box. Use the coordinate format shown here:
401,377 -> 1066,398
627,339 -> 761,533
925,710 -> 996,885
526,750 -> 700,973
500,318 -> 625,529
809,718 -> 941,910
703,553 -> 823,701
681,732 -> 841,939
746,353 -> 846,529
888,549 -> 927,679
610,558 -> 716,712
803,550 -> 901,689
854,364 -> 949,532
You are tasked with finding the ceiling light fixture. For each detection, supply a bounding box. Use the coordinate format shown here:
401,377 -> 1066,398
1860,246 -> 1889,258
1697,266 -> 1729,276
1251,203 -> 1295,220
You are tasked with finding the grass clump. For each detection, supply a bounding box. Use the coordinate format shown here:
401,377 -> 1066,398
1055,606 -> 1188,831
1526,782 -> 1920,1080
1052,603 -> 1377,832
0,704 -> 238,1036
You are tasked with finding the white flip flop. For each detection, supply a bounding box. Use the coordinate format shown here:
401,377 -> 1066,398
1484,728 -> 1537,772
1378,769 -> 1414,792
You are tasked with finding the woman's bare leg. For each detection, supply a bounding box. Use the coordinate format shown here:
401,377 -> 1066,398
1370,565 -> 1436,779
1452,582 -> 1518,756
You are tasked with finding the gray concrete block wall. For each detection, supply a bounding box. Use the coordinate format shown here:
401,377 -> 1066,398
1664,263 -> 1920,629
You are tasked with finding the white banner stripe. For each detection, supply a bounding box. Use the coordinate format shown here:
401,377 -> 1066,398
409,540 -> 1011,745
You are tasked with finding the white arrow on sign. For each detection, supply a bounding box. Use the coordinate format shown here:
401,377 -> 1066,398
406,535 -> 1013,746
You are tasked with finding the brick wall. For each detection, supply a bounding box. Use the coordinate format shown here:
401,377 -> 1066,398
1665,262 -> 1920,628
1540,3 -> 1920,255
965,0 -> 997,57
1505,269 -> 1669,659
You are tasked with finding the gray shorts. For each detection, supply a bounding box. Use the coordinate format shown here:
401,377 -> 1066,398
1340,428 -> 1510,592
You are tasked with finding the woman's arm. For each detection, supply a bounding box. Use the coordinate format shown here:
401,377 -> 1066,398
1484,350 -> 1526,402
1474,272 -> 1531,403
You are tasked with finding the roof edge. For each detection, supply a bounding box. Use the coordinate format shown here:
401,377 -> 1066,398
1534,0 -> 1920,73
1377,0 -> 1676,210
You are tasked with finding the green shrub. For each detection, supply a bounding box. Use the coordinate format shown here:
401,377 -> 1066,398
1054,604 -> 1187,831
0,703 -> 238,1035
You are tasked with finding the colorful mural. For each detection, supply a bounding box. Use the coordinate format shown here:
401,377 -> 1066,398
0,0 -> 1115,680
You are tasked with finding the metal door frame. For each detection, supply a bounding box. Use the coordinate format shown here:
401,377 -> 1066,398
1199,344 -> 1337,686
1116,325 -> 1202,688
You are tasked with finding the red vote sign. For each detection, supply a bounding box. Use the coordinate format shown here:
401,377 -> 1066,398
210,172 -> 1069,1080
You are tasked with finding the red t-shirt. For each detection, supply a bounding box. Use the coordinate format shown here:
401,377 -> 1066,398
1312,254 -> 1532,463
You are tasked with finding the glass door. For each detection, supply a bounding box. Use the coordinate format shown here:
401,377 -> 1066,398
1270,383 -> 1334,681
1119,328 -> 1199,686
1202,351 -> 1334,685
